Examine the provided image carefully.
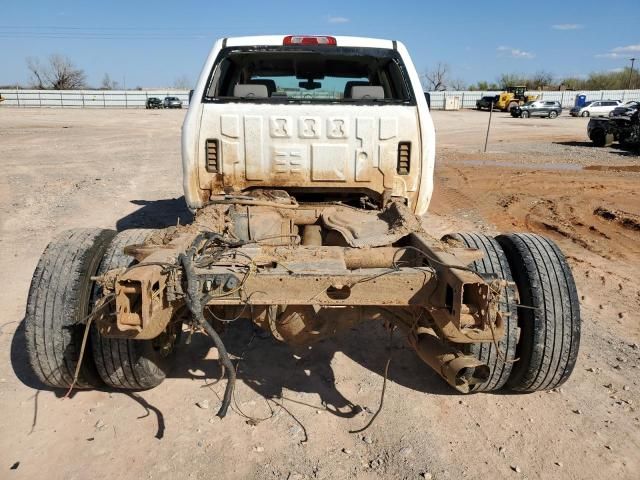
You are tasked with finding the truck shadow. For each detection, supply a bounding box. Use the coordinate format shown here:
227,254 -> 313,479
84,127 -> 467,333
553,141 -> 595,148
9,319 -> 47,391
554,140 -> 639,155
11,317 -> 454,440
10,318 -> 168,438
169,319 -> 456,420
116,197 -> 193,231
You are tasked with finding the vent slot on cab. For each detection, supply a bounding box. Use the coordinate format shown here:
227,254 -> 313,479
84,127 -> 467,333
205,139 -> 219,173
397,142 -> 411,175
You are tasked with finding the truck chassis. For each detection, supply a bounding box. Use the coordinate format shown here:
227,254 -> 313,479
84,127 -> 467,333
25,191 -> 581,417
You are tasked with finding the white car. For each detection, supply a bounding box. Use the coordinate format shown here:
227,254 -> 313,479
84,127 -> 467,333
576,100 -> 622,117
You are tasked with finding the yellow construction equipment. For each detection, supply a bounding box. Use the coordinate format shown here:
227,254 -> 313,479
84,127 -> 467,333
495,86 -> 537,112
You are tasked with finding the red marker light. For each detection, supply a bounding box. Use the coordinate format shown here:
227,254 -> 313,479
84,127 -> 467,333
283,35 -> 337,46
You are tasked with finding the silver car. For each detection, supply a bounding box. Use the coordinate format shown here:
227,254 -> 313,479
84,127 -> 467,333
163,96 -> 183,109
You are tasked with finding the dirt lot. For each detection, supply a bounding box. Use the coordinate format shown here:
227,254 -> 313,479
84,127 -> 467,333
1,108 -> 639,480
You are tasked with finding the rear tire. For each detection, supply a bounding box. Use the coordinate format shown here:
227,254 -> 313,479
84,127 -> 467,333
591,129 -> 614,147
442,233 -> 519,392
91,229 -> 181,390
549,110 -> 558,119
25,229 -> 116,389
496,233 -> 580,392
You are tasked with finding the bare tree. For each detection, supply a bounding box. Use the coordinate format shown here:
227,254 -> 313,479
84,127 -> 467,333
449,78 -> 467,91
173,75 -> 192,89
497,73 -> 527,88
100,73 -> 119,90
48,55 -> 86,89
26,54 -> 86,90
530,70 -> 554,90
26,57 -> 45,89
422,62 -> 449,91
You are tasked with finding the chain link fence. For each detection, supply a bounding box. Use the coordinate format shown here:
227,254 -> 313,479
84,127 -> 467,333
426,89 -> 640,110
0,89 -> 190,108
1,88 -> 640,110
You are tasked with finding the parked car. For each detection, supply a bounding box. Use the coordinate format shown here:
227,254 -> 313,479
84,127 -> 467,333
571,100 -> 621,117
609,100 -> 639,117
588,110 -> 640,148
570,101 -> 592,116
511,100 -> 562,118
476,95 -> 499,110
146,97 -> 163,109
163,96 -> 183,109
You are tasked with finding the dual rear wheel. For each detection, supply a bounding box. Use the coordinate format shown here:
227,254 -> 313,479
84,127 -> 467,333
25,228 -> 180,390
444,232 -> 580,393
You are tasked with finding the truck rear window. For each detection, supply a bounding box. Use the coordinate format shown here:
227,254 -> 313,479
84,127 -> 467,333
204,46 -> 414,104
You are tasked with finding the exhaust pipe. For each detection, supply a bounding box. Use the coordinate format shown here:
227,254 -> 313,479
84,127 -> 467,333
395,320 -> 490,393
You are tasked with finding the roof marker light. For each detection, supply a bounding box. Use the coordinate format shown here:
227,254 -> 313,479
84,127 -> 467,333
283,35 -> 337,46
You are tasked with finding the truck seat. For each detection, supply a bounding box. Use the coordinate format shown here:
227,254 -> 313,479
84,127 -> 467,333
350,86 -> 385,100
233,84 -> 269,98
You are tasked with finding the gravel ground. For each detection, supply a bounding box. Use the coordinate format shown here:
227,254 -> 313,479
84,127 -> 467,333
0,108 -> 638,480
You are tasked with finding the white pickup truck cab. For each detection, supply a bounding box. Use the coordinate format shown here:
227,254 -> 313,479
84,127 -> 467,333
183,35 -> 435,215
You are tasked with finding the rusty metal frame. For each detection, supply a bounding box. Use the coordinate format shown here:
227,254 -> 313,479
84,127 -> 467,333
99,202 -> 505,347
200,267 -> 436,306
106,231 -> 198,339
409,232 -> 505,343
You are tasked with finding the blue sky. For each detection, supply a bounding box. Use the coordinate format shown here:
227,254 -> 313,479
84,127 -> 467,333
1,0 -> 639,88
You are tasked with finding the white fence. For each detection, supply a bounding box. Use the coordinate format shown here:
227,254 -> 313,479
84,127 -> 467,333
0,89 -> 190,108
2,88 -> 640,110
426,89 -> 640,110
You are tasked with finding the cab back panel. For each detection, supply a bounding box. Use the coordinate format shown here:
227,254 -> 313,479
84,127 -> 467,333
197,103 -> 421,203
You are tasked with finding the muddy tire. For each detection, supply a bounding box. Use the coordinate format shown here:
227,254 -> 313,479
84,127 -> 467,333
496,233 -> 580,392
91,229 -> 181,390
442,233 -> 519,392
25,229 -> 116,389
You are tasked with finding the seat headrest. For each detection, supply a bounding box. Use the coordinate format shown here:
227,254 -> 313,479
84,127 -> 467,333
343,80 -> 370,98
233,84 -> 269,98
350,86 -> 385,100
248,79 -> 277,95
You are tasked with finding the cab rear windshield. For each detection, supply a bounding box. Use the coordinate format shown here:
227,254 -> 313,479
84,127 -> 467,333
203,46 -> 415,104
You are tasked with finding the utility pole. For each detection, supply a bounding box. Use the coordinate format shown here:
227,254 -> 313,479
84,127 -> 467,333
484,101 -> 494,153
628,58 -> 636,90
